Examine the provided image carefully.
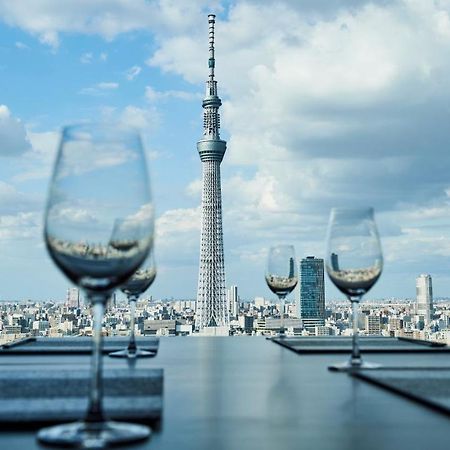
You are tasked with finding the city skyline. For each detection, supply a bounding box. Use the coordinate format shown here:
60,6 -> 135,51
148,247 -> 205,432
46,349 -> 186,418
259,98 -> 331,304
2,1 -> 450,300
2,288 -> 449,342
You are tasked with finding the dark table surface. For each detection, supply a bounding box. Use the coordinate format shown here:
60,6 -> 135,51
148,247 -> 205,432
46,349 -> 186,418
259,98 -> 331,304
1,336 -> 449,450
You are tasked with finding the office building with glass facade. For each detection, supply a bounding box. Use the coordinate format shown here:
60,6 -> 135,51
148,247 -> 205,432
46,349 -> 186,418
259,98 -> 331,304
298,256 -> 325,329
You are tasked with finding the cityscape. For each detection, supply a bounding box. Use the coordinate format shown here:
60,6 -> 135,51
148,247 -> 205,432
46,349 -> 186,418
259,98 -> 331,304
1,261 -> 449,344
1,8 -> 446,346
1,2 -> 450,448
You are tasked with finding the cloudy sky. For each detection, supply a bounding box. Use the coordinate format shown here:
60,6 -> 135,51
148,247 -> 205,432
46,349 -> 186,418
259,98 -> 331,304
1,0 -> 450,302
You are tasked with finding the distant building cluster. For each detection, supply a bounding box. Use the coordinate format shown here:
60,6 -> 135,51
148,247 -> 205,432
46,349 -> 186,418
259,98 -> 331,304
1,271 -> 449,345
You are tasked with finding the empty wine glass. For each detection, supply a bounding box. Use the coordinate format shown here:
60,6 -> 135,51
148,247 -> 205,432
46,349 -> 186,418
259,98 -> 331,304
110,251 -> 157,358
325,207 -> 383,371
265,245 -> 298,337
38,123 -> 154,447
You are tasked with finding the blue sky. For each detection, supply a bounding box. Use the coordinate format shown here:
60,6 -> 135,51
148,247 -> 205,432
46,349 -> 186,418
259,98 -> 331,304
1,0 -> 450,302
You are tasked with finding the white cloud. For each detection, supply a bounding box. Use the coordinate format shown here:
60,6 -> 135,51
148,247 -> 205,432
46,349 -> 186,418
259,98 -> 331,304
38,30 -> 59,47
0,105 -> 31,157
97,82 -> 118,90
157,207 -> 200,237
155,207 -> 200,265
80,51 -> 110,64
0,0 -> 217,48
96,105 -> 161,154
80,52 -> 93,64
186,179 -> 202,197
125,65 -> 142,81
0,212 -> 41,241
152,2 -> 450,207
15,41 -> 29,50
79,87 -> 98,95
51,207 -> 98,226
79,82 -> 119,95
127,203 -> 154,223
145,1 -> 450,296
0,181 -> 41,214
22,121 -> 156,183
117,105 -> 160,131
145,85 -> 200,102
3,0 -> 450,297
14,129 -> 59,181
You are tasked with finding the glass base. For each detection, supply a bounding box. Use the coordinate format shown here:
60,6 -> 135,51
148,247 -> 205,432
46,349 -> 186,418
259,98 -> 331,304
108,348 -> 156,359
328,360 -> 382,372
37,420 -> 151,448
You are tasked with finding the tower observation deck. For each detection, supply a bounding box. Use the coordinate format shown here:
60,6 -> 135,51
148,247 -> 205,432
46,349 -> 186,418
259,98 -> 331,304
195,14 -> 229,332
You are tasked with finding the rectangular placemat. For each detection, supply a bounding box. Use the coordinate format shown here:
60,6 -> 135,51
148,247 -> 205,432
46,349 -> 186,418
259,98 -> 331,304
0,368 -> 163,427
0,337 -> 159,355
352,368 -> 450,417
270,336 -> 449,354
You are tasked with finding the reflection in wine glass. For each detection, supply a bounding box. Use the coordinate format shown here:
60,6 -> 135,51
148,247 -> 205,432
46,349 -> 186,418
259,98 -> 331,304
265,245 -> 298,337
38,123 -> 154,447
110,252 -> 157,358
325,207 -> 383,371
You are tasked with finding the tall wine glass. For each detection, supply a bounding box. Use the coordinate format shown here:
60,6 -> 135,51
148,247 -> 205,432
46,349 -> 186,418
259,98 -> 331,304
110,251 -> 157,358
265,245 -> 298,337
325,207 -> 383,371
38,123 -> 154,447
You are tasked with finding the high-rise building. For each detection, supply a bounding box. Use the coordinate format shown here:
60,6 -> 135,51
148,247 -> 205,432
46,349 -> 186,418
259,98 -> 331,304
416,274 -> 433,326
298,256 -> 325,330
330,253 -> 339,271
195,15 -> 228,332
66,287 -> 80,309
227,285 -> 239,318
365,314 -> 381,335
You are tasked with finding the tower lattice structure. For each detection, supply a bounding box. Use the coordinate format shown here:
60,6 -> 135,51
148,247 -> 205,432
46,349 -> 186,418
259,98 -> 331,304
195,14 -> 229,330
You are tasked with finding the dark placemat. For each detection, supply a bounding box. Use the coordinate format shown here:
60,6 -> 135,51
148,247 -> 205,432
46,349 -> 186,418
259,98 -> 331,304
270,336 -> 449,354
0,368 -> 163,427
0,337 -> 159,355
352,369 -> 450,417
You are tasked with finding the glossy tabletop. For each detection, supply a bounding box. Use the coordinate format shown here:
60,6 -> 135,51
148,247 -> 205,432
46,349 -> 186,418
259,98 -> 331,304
1,336 -> 449,450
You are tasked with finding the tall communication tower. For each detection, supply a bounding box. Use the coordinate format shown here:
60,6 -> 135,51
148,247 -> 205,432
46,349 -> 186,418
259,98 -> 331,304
195,14 -> 228,332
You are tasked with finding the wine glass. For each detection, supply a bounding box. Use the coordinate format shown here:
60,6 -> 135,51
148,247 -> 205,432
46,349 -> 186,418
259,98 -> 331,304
38,123 -> 154,447
109,251 -> 157,358
325,207 -> 383,371
265,245 -> 298,337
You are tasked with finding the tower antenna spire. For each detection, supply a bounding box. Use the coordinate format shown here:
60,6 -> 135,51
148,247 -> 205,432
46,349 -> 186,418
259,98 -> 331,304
208,13 -> 216,82
201,13 -> 222,140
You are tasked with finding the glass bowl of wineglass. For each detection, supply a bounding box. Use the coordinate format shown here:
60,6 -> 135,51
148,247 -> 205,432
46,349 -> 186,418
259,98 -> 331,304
38,123 -> 154,447
325,207 -> 383,371
265,245 -> 298,337
109,251 -> 157,358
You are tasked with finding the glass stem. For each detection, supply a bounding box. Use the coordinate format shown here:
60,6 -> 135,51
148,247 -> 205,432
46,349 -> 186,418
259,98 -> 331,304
128,296 -> 138,353
280,295 -> 286,336
86,299 -> 106,422
350,298 -> 361,366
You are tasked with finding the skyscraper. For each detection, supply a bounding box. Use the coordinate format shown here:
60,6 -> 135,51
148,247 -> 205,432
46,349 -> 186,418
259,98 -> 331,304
330,253 -> 339,271
195,15 -> 228,332
66,287 -> 80,309
298,256 -> 325,330
227,285 -> 239,319
416,274 -> 433,327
